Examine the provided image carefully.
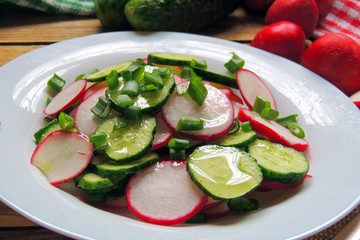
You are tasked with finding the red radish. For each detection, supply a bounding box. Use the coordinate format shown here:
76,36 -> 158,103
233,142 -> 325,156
238,108 -> 309,152
250,21 -> 306,63
161,83 -> 234,141
30,130 -> 93,185
44,79 -> 87,116
126,161 -> 207,225
243,0 -> 272,14
236,69 -> 277,110
314,0 -> 331,22
82,81 -> 108,101
265,0 -> 319,38
257,175 -> 310,191
200,201 -> 231,219
74,86 -> 119,136
350,90 -> 360,109
173,73 -> 184,85
202,197 -> 221,210
302,33 -> 360,96
151,115 -> 174,150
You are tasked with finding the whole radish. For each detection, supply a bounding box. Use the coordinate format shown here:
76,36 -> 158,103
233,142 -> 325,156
265,0 -> 319,38
314,0 -> 331,22
301,33 -> 360,96
250,21 -> 306,63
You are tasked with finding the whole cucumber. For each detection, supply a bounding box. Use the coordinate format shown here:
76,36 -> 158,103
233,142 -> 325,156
124,0 -> 240,32
95,0 -> 130,30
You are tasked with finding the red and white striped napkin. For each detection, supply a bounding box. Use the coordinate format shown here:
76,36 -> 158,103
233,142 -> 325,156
313,0 -> 360,42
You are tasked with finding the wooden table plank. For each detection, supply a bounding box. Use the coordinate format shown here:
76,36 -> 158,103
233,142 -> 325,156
0,45 -> 45,66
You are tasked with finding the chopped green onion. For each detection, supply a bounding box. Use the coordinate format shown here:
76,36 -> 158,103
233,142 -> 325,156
106,70 -> 120,91
182,66 -> 198,80
46,96 -> 52,106
176,84 -> 188,95
126,58 -> 145,72
185,213 -> 207,223
187,77 -> 208,106
169,148 -> 186,160
288,122 -> 305,138
276,114 -> 298,127
176,117 -> 204,131
168,138 -> 190,150
143,72 -> 164,90
133,66 -> 145,82
190,59 -> 207,70
260,107 -> 279,121
252,96 -> 266,114
224,52 -> 245,74
124,105 -> 142,121
113,94 -> 134,109
140,82 -> 159,92
228,118 -> 240,135
227,197 -> 258,212
89,132 -> 108,151
91,96 -> 111,119
120,70 -> 132,81
152,68 -> 171,78
87,192 -> 107,203
47,74 -> 66,92
113,117 -> 128,131
58,112 -> 76,132
121,80 -> 140,97
240,121 -> 253,132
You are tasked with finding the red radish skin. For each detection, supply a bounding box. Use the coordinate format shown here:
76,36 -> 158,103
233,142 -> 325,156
250,21 -> 306,63
350,90 -> 360,109
238,108 -> 309,152
74,86 -> 119,136
302,33 -> 360,96
151,115 -> 174,150
257,175 -> 312,191
44,79 -> 87,116
236,69 -> 277,110
202,197 -> 221,210
161,83 -> 234,141
200,201 -> 231,219
126,161 -> 207,225
30,130 -> 93,185
314,0 -> 331,22
265,0 -> 319,38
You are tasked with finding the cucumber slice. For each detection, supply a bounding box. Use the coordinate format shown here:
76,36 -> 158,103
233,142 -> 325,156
193,68 -> 237,89
147,52 -> 207,68
212,128 -> 257,148
187,145 -> 263,200
248,139 -> 309,184
107,71 -> 175,114
94,115 -> 156,162
86,61 -> 133,82
33,119 -> 61,144
94,151 -> 159,179
77,172 -> 114,192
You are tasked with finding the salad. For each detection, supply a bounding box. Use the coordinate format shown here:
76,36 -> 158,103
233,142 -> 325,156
30,52 -> 310,225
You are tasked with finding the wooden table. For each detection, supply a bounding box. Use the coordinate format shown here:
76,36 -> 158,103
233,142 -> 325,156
0,4 -> 359,240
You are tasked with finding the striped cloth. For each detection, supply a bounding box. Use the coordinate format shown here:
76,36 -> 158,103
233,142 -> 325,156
0,0 -> 95,15
313,0 -> 360,42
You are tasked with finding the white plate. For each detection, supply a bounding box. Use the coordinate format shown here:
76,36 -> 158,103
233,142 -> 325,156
1,32 -> 360,240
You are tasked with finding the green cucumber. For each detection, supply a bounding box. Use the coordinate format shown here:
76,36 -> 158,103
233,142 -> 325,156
94,151 -> 159,180
212,128 -> 257,148
77,173 -> 115,192
33,119 -> 61,144
94,115 -> 156,162
107,67 -> 175,113
187,145 -> 263,200
86,61 -> 133,82
193,68 -> 237,89
248,139 -> 309,184
147,52 -> 207,68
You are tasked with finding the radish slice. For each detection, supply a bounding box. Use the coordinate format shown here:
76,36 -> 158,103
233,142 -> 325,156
173,73 -> 184,85
203,197 -> 221,210
151,115 -> 174,150
161,84 -> 234,141
82,81 -> 108,101
30,130 -> 93,185
200,201 -> 231,219
74,87 -> 119,136
44,79 -> 87,115
236,69 -> 277,110
126,161 -> 207,225
350,90 -> 360,109
238,108 -> 309,152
